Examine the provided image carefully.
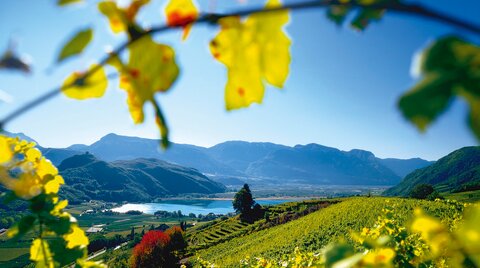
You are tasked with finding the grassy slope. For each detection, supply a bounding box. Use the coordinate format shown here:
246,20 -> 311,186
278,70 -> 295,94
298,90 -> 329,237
445,189 -> 480,203
196,197 -> 462,267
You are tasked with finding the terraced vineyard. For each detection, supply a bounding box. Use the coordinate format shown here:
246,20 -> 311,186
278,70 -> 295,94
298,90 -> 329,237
187,199 -> 336,251
194,197 -> 464,267
188,219 -> 251,250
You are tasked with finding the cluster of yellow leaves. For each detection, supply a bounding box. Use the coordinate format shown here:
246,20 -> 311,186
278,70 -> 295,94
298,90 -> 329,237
0,134 -> 104,268
61,0 -> 201,147
210,0 -> 291,110
61,0 -> 291,146
0,134 -> 63,199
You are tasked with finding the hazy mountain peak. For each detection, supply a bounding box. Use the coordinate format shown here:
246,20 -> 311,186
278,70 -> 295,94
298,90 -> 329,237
67,144 -> 89,151
348,149 -> 375,160
293,143 -> 339,153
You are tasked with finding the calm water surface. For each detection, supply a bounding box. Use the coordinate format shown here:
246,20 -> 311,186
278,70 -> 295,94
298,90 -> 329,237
111,199 -> 298,215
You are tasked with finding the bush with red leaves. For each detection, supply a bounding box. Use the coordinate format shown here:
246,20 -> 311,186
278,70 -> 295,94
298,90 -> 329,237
130,230 -> 175,268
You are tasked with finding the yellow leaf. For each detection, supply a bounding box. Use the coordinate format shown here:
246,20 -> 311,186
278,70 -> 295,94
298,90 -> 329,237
98,1 -> 127,33
62,64 -> 108,100
77,260 -> 107,268
37,158 -> 58,179
0,135 -> 13,163
64,225 -> 89,248
25,148 -> 42,162
98,0 -> 150,34
30,238 -> 54,268
115,36 -> 178,125
165,0 -> 199,40
125,0 -> 150,22
44,175 -> 65,194
210,0 -> 291,110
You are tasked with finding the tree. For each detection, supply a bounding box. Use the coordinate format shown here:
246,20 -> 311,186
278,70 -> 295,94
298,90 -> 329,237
130,227 -> 135,240
233,184 -> 256,218
165,226 -> 187,254
130,230 -> 174,268
409,184 -> 435,199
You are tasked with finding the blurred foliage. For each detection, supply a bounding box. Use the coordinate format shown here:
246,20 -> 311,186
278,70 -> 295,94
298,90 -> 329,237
399,36 -> 480,141
0,134 -> 105,267
0,48 -> 30,74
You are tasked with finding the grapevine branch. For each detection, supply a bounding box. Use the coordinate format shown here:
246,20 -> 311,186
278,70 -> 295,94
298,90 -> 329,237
1,0 -> 480,130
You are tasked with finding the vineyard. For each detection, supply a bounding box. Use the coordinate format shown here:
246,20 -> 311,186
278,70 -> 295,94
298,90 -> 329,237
194,197 -> 465,267
187,199 -> 336,251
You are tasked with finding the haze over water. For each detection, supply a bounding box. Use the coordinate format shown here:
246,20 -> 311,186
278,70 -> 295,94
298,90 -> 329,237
112,199 -> 298,215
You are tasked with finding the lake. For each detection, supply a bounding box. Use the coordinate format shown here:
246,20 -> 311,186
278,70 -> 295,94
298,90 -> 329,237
111,199 -> 298,215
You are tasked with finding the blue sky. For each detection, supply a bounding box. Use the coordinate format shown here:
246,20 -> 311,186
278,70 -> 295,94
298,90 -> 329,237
0,0 -> 479,160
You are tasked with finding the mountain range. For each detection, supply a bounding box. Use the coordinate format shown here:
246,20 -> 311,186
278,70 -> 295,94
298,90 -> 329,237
6,132 -> 433,186
384,146 -> 480,196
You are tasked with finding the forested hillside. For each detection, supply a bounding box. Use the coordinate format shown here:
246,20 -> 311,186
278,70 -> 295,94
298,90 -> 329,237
385,146 -> 480,196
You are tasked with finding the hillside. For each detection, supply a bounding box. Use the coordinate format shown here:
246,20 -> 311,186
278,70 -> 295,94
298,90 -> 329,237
195,197 -> 462,267
58,153 -> 226,203
384,146 -> 480,196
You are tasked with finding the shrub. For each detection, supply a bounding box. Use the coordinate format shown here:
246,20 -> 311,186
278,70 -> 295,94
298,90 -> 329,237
130,231 -> 174,268
165,226 -> 188,253
410,184 -> 435,199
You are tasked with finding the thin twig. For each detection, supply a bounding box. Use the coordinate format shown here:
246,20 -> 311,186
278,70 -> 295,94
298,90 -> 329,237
1,0 -> 479,129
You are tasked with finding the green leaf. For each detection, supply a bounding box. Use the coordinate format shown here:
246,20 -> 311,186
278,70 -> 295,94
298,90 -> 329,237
351,9 -> 384,31
48,237 -> 86,266
399,35 -> 480,140
57,0 -> 83,6
7,215 -> 36,239
57,28 -> 93,63
460,90 -> 480,140
324,242 -> 355,267
326,6 -> 350,26
398,72 -> 455,131
45,213 -> 73,235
